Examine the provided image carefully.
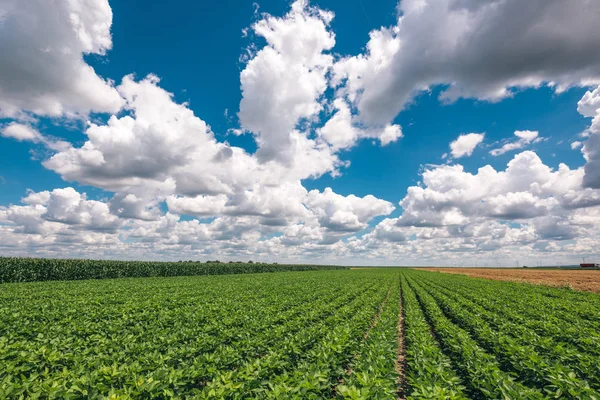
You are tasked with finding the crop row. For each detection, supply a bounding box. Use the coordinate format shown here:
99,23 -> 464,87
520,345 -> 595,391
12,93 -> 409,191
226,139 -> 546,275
415,272 -> 600,389
2,268 -> 600,398
402,269 -> 600,399
0,257 -> 347,283
0,270 -> 395,398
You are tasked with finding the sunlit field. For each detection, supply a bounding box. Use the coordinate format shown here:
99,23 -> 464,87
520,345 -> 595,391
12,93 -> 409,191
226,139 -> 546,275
2,265 -> 600,398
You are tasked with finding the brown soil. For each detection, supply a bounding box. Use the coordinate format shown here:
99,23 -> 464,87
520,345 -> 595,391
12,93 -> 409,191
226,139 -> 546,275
417,268 -> 600,293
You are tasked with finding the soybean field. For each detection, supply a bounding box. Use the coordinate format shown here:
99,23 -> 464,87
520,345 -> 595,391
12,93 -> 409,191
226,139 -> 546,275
1,268 -> 600,399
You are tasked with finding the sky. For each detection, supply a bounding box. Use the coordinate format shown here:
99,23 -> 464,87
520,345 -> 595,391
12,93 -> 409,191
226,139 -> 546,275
1,0 -> 600,266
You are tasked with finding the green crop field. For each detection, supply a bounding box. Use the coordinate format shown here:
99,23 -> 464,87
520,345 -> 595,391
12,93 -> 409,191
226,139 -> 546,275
2,265 -> 600,399
0,257 -> 346,283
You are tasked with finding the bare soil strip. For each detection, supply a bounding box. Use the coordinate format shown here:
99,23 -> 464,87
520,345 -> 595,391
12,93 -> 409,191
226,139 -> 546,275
396,284 -> 406,399
417,268 -> 600,293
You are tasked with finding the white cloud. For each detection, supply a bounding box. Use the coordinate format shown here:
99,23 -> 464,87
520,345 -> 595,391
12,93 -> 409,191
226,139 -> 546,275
449,132 -> 485,158
395,151 -> 598,230
167,182 -> 310,224
44,74 -> 254,196
317,98 -> 402,150
42,70 -> 346,200
305,187 -> 395,233
490,130 -> 540,156
578,85 -> 600,189
1,0 -> 600,266
167,183 -> 395,235
333,0 -> 600,126
2,187 -> 121,237
582,131 -> 600,189
0,0 -> 123,118
1,122 -> 72,151
2,123 -> 41,142
42,188 -> 120,231
1,204 -> 57,235
109,193 -> 162,221
578,85 -> 600,118
166,194 -> 229,218
348,148 -> 600,264
238,0 -> 335,162
571,141 -> 583,150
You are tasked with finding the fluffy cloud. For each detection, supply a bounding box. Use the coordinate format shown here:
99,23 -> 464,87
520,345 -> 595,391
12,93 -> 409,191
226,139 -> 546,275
238,0 -> 334,162
0,0 -> 123,118
42,74 -> 343,198
167,184 -> 395,235
449,133 -> 485,158
372,150 -> 600,256
334,0 -> 600,126
579,85 -> 600,188
396,151 -> 595,228
108,193 -> 162,221
349,149 -> 600,264
317,98 -> 402,150
1,187 -> 121,247
25,187 -> 120,232
1,123 -> 41,142
304,188 -> 395,233
578,85 -> 600,118
1,122 -> 71,151
44,75 -> 255,195
490,130 -> 541,156
1,0 -> 600,265
167,182 -> 310,224
0,184 -> 395,259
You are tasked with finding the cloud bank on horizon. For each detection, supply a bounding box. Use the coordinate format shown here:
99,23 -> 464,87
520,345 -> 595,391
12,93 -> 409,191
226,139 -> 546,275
1,0 -> 600,265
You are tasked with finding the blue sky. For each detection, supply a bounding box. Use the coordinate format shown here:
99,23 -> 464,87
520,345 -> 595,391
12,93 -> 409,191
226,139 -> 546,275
1,0 -> 600,265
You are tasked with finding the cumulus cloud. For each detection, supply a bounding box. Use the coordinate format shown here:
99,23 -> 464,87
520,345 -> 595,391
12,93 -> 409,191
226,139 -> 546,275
167,182 -> 310,223
1,123 -> 41,142
449,133 -> 485,158
318,98 -> 402,150
1,122 -> 71,151
0,0 -> 123,118
348,150 -> 600,264
167,184 -> 394,235
1,0 -> 600,265
304,188 -> 395,233
29,187 -> 120,232
571,141 -> 583,150
388,151 -> 600,241
578,85 -> 600,188
490,130 -> 540,156
333,0 -> 600,126
108,193 -> 162,221
238,0 -> 335,162
45,75 -> 213,192
578,85 -> 600,118
42,74 -> 342,199
1,187 -> 121,240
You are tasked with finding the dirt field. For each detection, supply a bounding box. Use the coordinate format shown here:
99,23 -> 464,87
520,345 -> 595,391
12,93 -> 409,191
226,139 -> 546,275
418,268 -> 600,293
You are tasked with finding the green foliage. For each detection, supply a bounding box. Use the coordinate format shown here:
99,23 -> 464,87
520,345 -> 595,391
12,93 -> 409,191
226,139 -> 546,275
0,270 -> 395,398
2,267 -> 600,398
0,257 -> 347,283
400,275 -> 468,399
